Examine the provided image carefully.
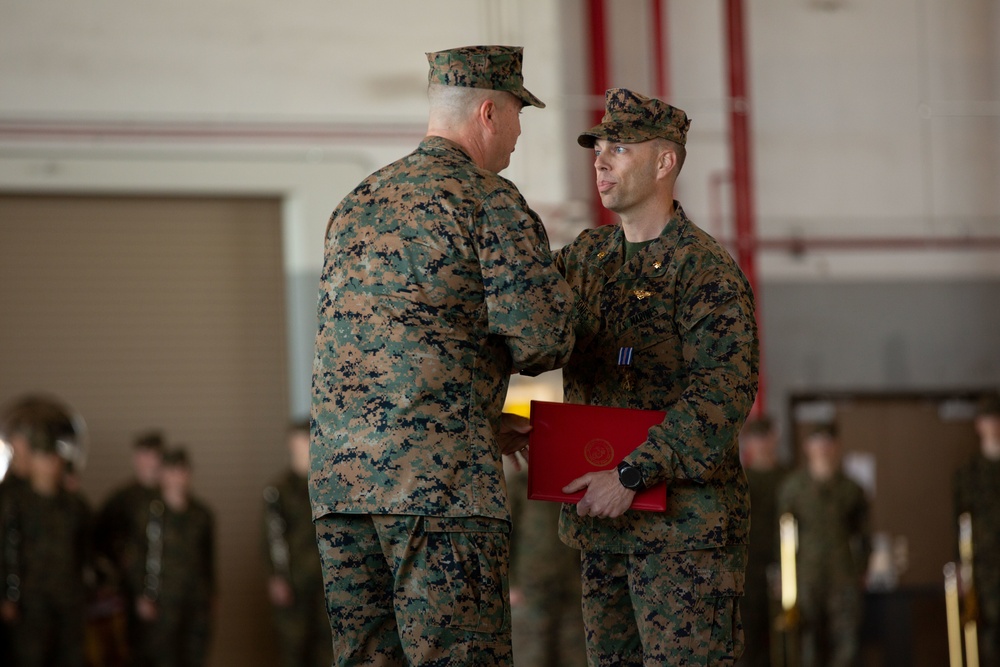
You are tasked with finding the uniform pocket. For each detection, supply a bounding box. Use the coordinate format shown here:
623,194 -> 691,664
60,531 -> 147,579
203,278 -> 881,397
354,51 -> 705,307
422,517 -> 510,633
689,568 -> 744,666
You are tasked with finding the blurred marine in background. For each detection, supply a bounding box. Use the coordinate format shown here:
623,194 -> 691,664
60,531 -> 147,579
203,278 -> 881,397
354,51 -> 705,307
954,394 -> 1000,667
0,394 -> 92,667
263,420 -> 332,667
778,423 -> 870,667
737,416 -> 790,667
130,447 -> 215,667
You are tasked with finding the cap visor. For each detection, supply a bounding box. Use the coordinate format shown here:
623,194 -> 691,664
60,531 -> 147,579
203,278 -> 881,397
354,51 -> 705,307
516,86 -> 545,109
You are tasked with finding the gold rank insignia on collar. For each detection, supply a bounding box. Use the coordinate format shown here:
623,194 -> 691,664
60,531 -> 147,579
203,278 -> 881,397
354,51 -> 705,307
633,289 -> 653,300
652,261 -> 662,269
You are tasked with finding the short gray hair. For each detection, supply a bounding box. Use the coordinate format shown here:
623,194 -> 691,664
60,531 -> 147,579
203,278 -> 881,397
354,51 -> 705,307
428,83 -> 514,124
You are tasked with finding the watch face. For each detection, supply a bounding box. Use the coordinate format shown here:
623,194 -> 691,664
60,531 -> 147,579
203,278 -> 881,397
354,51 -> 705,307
619,465 -> 643,489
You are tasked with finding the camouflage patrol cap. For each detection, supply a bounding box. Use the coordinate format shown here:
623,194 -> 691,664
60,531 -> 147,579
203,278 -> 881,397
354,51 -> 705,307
426,45 -> 545,109
578,88 -> 690,148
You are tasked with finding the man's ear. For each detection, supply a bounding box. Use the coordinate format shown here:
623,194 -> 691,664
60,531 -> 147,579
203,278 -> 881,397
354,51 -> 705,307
478,98 -> 499,134
657,146 -> 678,180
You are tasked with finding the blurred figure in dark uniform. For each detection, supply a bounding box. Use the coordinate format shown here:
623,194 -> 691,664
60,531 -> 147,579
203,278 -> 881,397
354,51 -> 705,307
95,431 -> 164,571
0,394 -> 92,667
130,447 -> 215,667
0,398 -> 34,665
262,419 -> 332,667
737,416 -> 789,667
954,394 -> 1000,667
778,424 -> 870,667
94,431 -> 164,665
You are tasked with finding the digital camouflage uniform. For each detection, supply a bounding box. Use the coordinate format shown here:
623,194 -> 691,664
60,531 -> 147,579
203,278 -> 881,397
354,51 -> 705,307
738,465 -> 790,667
95,479 -> 160,661
778,470 -> 870,667
262,470 -> 332,667
954,453 -> 1000,667
508,470 -> 587,667
0,482 -> 93,667
0,472 -> 29,665
556,89 -> 759,667
310,46 -> 579,667
130,496 -> 215,667
96,480 -> 160,572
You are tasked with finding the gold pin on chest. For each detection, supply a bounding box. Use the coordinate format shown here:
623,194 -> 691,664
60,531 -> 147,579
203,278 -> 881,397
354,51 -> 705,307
633,289 -> 653,301
652,261 -> 662,269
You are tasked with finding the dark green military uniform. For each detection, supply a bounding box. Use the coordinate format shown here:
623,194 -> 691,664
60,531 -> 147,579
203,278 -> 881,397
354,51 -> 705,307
0,472 -> 29,666
508,470 -> 586,667
262,470 -> 331,667
739,465 -> 790,667
310,45 -> 579,667
130,497 -> 215,667
96,481 -> 160,570
778,469 -> 870,667
955,453 -> 1000,667
556,88 -> 759,667
1,482 -> 92,667
94,480 -> 159,664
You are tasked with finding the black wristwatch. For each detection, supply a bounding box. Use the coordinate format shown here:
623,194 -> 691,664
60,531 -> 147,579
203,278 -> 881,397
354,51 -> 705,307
617,461 -> 645,491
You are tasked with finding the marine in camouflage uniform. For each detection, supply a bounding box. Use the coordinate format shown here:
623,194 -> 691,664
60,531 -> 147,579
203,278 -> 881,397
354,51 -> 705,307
737,417 -> 790,667
95,432 -> 164,570
310,45 -> 580,667
508,470 -> 587,667
1,425 -> 93,667
954,395 -> 1000,667
262,420 -> 331,667
0,439 -> 29,667
556,88 -> 759,666
130,448 -> 215,667
94,431 -> 164,663
778,425 -> 870,667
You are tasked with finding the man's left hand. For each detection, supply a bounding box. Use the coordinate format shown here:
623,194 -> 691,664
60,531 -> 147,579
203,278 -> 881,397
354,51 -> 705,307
563,470 -> 635,518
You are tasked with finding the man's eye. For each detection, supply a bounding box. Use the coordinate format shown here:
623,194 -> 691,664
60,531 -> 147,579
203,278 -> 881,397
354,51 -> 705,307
615,146 -> 626,154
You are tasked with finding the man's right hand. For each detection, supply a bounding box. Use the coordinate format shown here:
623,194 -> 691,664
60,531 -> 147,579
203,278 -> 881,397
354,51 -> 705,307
268,575 -> 294,607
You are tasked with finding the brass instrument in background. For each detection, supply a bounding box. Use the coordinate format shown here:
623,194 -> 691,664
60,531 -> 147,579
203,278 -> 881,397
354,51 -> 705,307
945,512 -> 980,667
0,393 -> 88,482
772,512 -> 800,667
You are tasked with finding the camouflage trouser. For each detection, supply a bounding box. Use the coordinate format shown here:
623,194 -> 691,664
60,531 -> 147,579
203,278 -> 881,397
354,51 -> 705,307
10,593 -> 87,667
579,545 -> 746,667
134,595 -> 213,667
315,513 -> 512,667
978,579 -> 1000,667
797,577 -> 861,667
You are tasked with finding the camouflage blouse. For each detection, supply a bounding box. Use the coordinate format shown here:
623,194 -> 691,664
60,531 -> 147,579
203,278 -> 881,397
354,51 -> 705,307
557,203 -> 759,553
310,136 -> 578,522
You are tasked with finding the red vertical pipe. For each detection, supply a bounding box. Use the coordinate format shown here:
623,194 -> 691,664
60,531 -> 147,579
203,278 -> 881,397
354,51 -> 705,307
651,0 -> 670,99
587,0 -> 616,227
725,0 -> 765,415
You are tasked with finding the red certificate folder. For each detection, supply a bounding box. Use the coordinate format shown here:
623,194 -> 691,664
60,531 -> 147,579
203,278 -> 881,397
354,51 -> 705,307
526,400 -> 668,512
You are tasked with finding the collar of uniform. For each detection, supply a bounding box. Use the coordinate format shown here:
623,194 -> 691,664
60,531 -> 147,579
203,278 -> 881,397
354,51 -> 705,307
595,201 -> 689,281
420,135 -> 476,163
